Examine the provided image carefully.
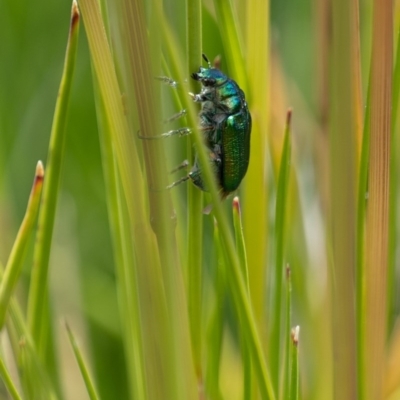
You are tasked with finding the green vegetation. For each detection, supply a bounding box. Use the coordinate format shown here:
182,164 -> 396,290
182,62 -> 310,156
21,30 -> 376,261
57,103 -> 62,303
0,0 -> 399,399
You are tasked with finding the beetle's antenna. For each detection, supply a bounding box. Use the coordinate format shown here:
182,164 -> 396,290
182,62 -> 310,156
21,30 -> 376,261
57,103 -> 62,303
202,53 -> 211,68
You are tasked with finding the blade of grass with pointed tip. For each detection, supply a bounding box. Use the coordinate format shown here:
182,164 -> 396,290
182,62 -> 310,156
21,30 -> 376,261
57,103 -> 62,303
27,2 -> 80,366
0,161 -> 44,328
65,323 -> 100,400
289,326 -> 300,400
0,355 -> 22,400
269,109 -> 292,393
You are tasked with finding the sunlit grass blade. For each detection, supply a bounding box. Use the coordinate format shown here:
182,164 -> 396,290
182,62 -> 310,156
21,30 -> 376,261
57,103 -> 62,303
26,2 -> 80,372
0,354 -> 22,400
283,266 -> 292,400
186,0 -> 204,384
232,196 -> 249,292
289,326 -> 300,400
93,80 -> 147,399
232,197 -> 252,398
269,109 -> 292,393
243,0 -> 269,324
65,323 -> 100,400
329,1 -> 358,397
364,0 -> 393,397
205,219 -> 225,400
0,161 -> 44,328
387,26 -> 400,333
213,0 -> 247,91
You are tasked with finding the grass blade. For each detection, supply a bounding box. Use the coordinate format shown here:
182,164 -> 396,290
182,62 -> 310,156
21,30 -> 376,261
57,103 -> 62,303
0,162 -> 44,328
27,1 -> 80,357
65,323 -> 100,400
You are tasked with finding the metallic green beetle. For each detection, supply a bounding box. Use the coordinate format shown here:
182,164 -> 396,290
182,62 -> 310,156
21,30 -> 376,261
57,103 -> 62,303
171,55 -> 252,198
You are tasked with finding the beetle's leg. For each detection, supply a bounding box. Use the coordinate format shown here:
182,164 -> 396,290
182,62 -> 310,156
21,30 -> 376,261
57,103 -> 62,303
170,160 -> 189,174
155,75 -> 179,88
137,127 -> 191,140
166,175 -> 190,190
163,109 -> 187,123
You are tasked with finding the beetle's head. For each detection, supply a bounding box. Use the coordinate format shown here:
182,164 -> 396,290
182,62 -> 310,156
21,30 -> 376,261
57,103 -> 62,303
191,67 -> 227,87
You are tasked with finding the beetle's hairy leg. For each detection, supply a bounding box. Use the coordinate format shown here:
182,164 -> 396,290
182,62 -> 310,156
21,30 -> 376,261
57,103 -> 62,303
163,109 -> 187,123
137,127 -> 191,140
170,160 -> 189,174
166,175 -> 190,190
155,75 -> 179,88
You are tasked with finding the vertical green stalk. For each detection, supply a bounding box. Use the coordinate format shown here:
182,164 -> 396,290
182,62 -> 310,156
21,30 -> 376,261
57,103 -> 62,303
270,109 -> 292,394
27,2 -> 79,393
387,27 -> 400,334
329,0 -> 357,399
186,0 -> 204,385
243,0 -> 269,324
289,327 -> 300,400
356,74 -> 371,400
205,220 -> 225,400
232,197 -> 251,399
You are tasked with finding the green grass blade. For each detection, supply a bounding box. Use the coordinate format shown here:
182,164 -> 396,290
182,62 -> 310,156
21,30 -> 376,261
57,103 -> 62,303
93,80 -> 147,400
270,109 -> 292,393
27,1 -> 80,357
186,0 -> 204,384
205,220 -> 225,400
213,0 -> 247,92
356,72 -> 371,400
232,196 -> 249,292
232,197 -> 252,399
387,26 -> 400,333
65,323 -> 100,400
0,162 -> 44,328
0,355 -> 22,400
242,0 -> 269,324
289,326 -> 300,400
283,267 -> 292,400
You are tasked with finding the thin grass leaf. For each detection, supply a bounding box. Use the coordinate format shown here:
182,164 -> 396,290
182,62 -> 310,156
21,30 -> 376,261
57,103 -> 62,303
289,326 -> 300,400
329,1 -> 358,397
213,0 -> 247,92
93,80 -> 147,400
0,162 -> 44,328
232,196 -> 249,292
186,0 -> 204,384
232,197 -> 252,399
364,0 -> 393,397
270,109 -> 292,393
283,266 -> 292,400
387,26 -> 400,333
65,323 -> 100,400
356,71 -> 371,399
242,0 -> 269,324
0,355 -> 22,400
27,2 -> 80,364
205,219 -> 225,400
